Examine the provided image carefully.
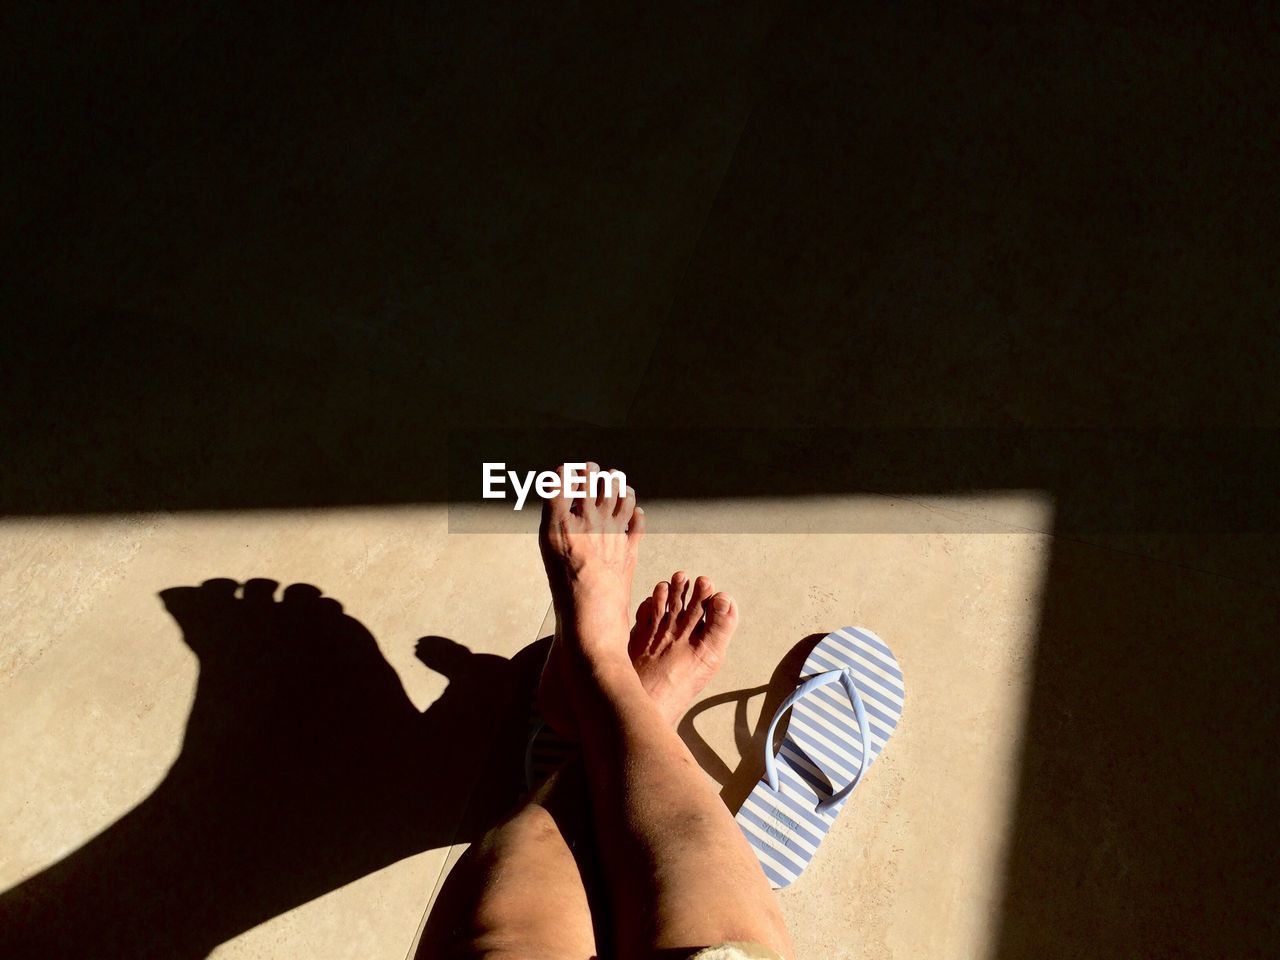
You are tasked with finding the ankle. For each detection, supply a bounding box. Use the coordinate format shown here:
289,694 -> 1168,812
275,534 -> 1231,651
561,646 -> 638,704
556,594 -> 629,649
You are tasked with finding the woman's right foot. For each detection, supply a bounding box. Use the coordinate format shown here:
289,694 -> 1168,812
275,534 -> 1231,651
628,571 -> 738,725
538,462 -> 644,652
534,464 -> 737,731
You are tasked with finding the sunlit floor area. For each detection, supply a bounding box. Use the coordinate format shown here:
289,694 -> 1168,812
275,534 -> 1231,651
7,495 -> 1043,958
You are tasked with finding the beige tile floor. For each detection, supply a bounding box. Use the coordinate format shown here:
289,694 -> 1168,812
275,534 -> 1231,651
0,495 -> 1265,958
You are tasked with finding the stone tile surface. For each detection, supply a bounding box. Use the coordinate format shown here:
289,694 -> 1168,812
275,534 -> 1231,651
5,496 -> 1275,959
412,495 -> 1053,959
632,512 -> 1050,960
0,508 -> 549,959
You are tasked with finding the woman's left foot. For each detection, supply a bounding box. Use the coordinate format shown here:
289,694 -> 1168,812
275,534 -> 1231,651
538,569 -> 739,733
628,572 -> 738,725
536,463 -> 645,732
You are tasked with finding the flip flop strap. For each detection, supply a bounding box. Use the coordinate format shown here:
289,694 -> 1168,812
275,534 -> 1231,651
763,668 -> 872,814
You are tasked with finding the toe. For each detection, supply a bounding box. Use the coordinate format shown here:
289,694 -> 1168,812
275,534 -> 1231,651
627,503 -> 646,545
668,571 -> 688,615
695,592 -> 738,657
615,484 -> 636,523
652,580 -> 670,614
634,595 -> 656,632
599,475 -> 620,521
583,461 -> 602,518
542,464 -> 572,523
629,595 -> 657,658
677,576 -> 715,634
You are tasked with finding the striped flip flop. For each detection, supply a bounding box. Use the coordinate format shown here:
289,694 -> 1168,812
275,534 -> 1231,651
735,627 -> 905,888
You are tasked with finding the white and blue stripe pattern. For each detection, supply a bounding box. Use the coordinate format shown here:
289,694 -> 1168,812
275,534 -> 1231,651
736,627 -> 905,889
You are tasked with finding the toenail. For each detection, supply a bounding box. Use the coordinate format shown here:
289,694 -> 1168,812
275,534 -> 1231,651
713,596 -> 731,613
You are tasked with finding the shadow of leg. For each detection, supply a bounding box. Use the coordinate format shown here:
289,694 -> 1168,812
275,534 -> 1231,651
0,580 -> 528,959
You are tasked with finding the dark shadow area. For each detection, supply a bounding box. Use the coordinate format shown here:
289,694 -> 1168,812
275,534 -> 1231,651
994,542 -> 1279,958
3,5 -> 1272,539
2,2 -> 1277,957
0,1 -> 783,514
0,580 -> 548,958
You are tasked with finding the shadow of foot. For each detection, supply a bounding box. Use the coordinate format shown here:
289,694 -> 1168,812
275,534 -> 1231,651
0,579 -> 537,959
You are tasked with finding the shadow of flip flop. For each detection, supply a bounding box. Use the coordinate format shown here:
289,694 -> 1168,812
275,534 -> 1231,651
680,633 -> 828,812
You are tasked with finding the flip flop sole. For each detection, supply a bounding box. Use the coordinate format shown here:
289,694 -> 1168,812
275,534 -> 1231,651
736,627 -> 905,888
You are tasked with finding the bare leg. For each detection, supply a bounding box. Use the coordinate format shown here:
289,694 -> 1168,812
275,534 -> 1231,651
417,764 -> 597,960
424,568 -> 759,959
540,466 -> 793,960
422,464 -> 791,959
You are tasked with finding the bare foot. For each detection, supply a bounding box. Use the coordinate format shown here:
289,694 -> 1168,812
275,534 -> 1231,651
629,571 -> 738,725
537,463 -> 645,731
539,567 -> 739,734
